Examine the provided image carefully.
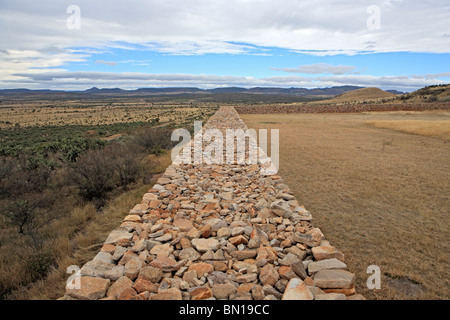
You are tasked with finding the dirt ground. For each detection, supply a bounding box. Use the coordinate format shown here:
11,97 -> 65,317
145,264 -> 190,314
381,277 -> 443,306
241,110 -> 450,300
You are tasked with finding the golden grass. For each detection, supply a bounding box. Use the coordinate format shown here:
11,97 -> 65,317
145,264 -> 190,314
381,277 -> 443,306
365,120 -> 450,140
0,102 -> 209,128
241,111 -> 450,300
331,87 -> 395,102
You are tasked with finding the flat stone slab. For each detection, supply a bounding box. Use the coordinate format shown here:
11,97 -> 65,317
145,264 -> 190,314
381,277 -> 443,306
104,230 -> 134,245
66,276 -> 110,300
308,258 -> 347,274
313,269 -> 355,289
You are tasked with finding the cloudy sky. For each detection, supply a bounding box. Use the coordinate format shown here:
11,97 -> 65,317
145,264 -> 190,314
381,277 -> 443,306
1,0 -> 449,91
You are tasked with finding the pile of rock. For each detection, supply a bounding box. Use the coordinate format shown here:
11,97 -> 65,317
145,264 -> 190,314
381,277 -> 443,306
61,106 -> 364,300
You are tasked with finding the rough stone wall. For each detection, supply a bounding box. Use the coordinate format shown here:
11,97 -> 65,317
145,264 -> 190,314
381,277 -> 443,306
236,102 -> 450,114
61,106 -> 364,300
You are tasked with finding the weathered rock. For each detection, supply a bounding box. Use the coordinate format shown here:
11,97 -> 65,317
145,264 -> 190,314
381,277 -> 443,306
212,283 -> 237,299
314,270 -> 355,289
259,264 -> 279,286
278,266 -> 298,280
231,250 -> 257,260
281,278 -> 314,300
123,215 -> 142,223
270,200 -> 292,218
311,246 -> 345,262
174,219 -> 194,232
203,218 -> 228,232
293,233 -> 321,248
279,253 -> 300,266
118,287 -> 142,300
132,239 -> 148,253
183,270 -> 198,284
124,256 -> 145,280
155,233 -> 173,242
104,230 -> 134,245
308,258 -> 347,274
285,246 -> 307,260
139,266 -> 163,283
104,265 -> 125,281
199,224 -> 212,238
190,286 -> 213,300
150,288 -> 182,300
229,235 -> 248,246
236,273 -> 258,283
150,255 -> 179,272
217,227 -> 231,239
179,247 -> 201,261
191,238 -> 220,252
66,276 -> 110,300
133,277 -> 158,293
291,261 -> 308,280
315,293 -> 347,300
188,262 -> 214,277
106,276 -> 133,299
150,243 -> 173,257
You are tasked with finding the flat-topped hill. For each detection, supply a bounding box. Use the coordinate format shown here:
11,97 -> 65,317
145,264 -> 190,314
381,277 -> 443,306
329,87 -> 396,102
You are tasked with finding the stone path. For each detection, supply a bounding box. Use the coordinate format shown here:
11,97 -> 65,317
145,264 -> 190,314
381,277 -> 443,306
61,106 -> 364,300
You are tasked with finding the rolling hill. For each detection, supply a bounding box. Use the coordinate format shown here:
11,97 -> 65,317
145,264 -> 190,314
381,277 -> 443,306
328,87 -> 396,102
396,84 -> 450,102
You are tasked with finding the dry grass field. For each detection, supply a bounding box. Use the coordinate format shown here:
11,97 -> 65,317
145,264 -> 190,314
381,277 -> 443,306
241,110 -> 450,300
366,119 -> 450,141
0,101 -> 205,129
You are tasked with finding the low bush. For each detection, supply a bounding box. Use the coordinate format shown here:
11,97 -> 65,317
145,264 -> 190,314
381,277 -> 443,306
132,126 -> 175,155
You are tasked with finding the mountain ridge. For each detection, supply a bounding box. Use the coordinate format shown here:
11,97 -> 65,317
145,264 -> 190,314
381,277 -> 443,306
0,85 -> 365,97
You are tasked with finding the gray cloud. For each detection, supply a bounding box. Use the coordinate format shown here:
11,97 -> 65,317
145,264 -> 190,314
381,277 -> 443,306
1,0 -> 449,56
10,71 -> 444,91
95,60 -> 117,66
272,63 -> 357,75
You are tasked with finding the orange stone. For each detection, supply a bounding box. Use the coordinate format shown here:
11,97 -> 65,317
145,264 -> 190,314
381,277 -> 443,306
188,262 -> 214,277
229,235 -> 248,246
191,287 -> 213,300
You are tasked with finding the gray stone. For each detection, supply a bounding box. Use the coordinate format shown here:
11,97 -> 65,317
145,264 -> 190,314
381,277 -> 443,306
315,293 -> 347,300
270,200 -> 292,218
291,261 -> 308,280
104,230 -> 133,245
191,238 -> 220,252
179,247 -> 201,261
104,265 -> 125,281
307,258 -> 347,274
